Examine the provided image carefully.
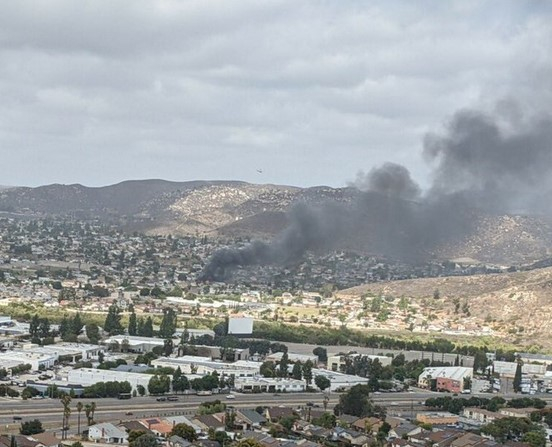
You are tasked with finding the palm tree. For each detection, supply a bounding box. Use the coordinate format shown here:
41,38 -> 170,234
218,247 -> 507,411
60,395 -> 72,440
76,401 -> 83,435
89,401 -> 97,425
85,404 -> 92,426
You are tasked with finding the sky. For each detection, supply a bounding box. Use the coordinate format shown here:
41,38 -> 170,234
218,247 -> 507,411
0,0 -> 550,188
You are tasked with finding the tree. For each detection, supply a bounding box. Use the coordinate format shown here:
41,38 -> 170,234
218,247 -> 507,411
137,385 -> 146,396
334,384 -> 385,418
513,360 -> 523,393
60,394 -> 72,440
260,361 -> 276,378
76,401 -> 83,435
29,314 -> 40,342
20,419 -> 44,435
278,352 -> 289,377
312,412 -> 336,428
128,312 -> 137,336
148,374 -> 170,395
104,304 -> 124,335
131,434 -> 159,447
236,439 -> 264,447
170,423 -> 197,442
315,375 -> 331,391
303,360 -> 313,387
159,308 -> 177,338
139,317 -> 154,337
71,313 -> 83,336
313,347 -> 327,363
172,367 -> 189,394
85,324 -> 100,344
292,362 -> 303,380
163,339 -> 174,356
85,402 -> 96,426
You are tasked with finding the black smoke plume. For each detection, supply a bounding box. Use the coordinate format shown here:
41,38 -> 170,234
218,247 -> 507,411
200,105 -> 552,281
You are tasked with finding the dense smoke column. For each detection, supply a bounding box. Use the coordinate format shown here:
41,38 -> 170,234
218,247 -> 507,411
199,203 -> 349,281
200,104 -> 552,282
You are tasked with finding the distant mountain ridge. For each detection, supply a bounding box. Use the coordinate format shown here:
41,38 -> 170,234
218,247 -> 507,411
1,179 -> 552,265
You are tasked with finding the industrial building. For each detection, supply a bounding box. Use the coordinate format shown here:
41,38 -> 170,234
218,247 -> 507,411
234,376 -> 306,393
418,366 -> 473,392
68,368 -> 151,394
150,356 -> 261,377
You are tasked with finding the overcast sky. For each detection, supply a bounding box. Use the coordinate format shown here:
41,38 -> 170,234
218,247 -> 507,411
0,0 -> 550,188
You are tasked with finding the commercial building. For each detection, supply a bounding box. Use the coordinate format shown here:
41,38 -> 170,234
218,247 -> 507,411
104,335 -> 167,353
23,342 -> 103,362
416,412 -> 458,425
418,366 -> 473,392
68,368 -> 151,394
185,345 -> 249,362
310,369 -> 370,391
266,352 -> 318,364
493,361 -> 546,376
234,376 -> 306,393
0,351 -> 57,371
327,353 -> 392,372
150,356 -> 261,377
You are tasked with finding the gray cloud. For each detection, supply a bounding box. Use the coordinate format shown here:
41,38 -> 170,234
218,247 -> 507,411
0,1 -> 550,187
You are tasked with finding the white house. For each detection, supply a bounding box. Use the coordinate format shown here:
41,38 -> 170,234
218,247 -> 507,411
88,422 -> 128,444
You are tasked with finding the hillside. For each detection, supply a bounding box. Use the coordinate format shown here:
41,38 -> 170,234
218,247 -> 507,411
340,267 -> 552,348
1,180 -> 552,265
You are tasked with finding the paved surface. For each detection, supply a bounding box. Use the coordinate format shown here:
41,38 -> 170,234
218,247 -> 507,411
1,390 -> 550,434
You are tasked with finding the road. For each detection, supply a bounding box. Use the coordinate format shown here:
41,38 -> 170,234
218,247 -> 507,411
1,390 -> 550,434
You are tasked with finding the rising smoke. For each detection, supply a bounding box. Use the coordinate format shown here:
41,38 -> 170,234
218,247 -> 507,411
200,105 -> 552,281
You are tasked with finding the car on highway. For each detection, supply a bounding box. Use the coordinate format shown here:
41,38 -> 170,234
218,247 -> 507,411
125,411 -> 133,416
13,416 -> 22,421
156,397 -> 167,402
226,394 -> 236,400
167,396 -> 178,401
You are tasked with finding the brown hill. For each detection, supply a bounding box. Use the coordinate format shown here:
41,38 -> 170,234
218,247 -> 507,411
340,266 -> 552,348
1,180 -> 552,265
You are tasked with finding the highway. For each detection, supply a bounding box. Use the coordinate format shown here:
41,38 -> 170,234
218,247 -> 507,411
1,390 -> 550,434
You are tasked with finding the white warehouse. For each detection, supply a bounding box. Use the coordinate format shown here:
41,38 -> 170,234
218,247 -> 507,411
68,368 -> 151,394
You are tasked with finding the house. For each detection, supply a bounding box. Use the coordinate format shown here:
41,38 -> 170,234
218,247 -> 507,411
332,427 -> 370,446
30,432 -> 61,447
139,418 -> 173,437
450,433 -> 501,447
0,436 -> 39,447
119,421 -> 155,436
241,431 -> 280,447
388,422 -> 421,440
462,408 -> 505,425
351,416 -> 383,434
168,436 -> 192,447
192,414 -> 225,432
88,422 -> 129,444
498,407 -> 538,418
265,406 -> 296,422
235,409 -> 267,430
164,416 -> 202,435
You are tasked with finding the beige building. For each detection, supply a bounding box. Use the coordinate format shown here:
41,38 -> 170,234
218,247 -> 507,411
416,412 -> 458,425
